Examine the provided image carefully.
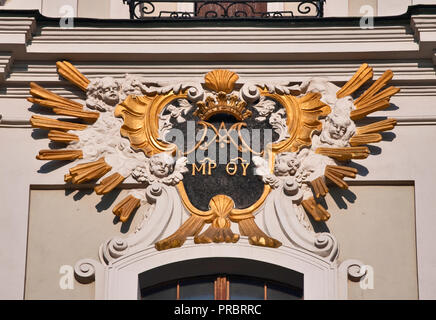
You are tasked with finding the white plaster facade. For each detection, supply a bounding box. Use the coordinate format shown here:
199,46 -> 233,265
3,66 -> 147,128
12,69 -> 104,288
2,0 -> 436,18
1,3 -> 436,300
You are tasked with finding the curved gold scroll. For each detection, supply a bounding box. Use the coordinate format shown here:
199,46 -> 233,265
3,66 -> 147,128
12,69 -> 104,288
116,71 -> 330,250
265,91 -> 331,153
115,92 -> 187,156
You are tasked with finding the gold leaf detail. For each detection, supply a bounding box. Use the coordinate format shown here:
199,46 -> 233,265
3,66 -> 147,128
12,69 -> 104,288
349,68 -> 400,121
56,61 -> 90,92
194,195 -> 237,243
155,215 -> 206,250
302,197 -> 331,222
310,177 -> 329,198
336,63 -> 373,98
115,93 -> 186,156
65,157 -> 112,184
264,91 -> 330,153
324,165 -> 358,189
238,218 -> 281,248
113,195 -> 140,223
354,70 -> 393,106
349,133 -> 382,146
94,172 -> 125,195
350,100 -> 391,121
194,92 -> 251,121
36,149 -> 83,161
28,82 -> 83,110
356,118 -> 397,135
194,225 -> 239,244
209,194 -> 234,218
30,115 -> 88,131
48,130 -> 79,143
51,107 -> 99,123
204,69 -> 239,94
316,146 -> 370,161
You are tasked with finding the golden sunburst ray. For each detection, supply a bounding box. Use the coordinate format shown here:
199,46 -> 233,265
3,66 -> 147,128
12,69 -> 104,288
28,82 -> 83,110
30,115 -> 88,131
309,165 -> 358,207
64,157 -> 112,184
56,61 -> 90,92
49,107 -> 98,123
36,149 -> 83,161
315,146 -> 370,161
336,63 -> 373,98
301,197 -> 331,222
349,133 -> 382,146
29,61 -> 133,224
324,165 -> 358,189
307,65 -> 399,222
356,118 -> 397,135
47,130 -> 79,143
354,69 -> 393,106
310,176 -> 329,198
28,81 -> 99,123
112,195 -> 141,223
94,173 -> 126,195
345,70 -> 398,150
351,87 -> 400,121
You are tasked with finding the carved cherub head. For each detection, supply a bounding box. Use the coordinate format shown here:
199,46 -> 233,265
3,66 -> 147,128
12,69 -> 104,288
100,77 -> 120,106
326,113 -> 351,140
274,152 -> 300,177
86,77 -> 120,111
132,154 -> 187,185
121,74 -> 143,99
149,153 -> 175,178
322,110 -> 356,145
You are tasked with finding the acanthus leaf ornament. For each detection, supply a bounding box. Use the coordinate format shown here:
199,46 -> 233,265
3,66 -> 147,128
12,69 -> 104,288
28,62 -> 399,270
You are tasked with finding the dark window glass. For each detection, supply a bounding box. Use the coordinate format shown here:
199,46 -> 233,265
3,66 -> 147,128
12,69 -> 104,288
267,282 -> 303,300
229,276 -> 264,300
139,274 -> 303,300
141,282 -> 177,300
179,277 -> 214,300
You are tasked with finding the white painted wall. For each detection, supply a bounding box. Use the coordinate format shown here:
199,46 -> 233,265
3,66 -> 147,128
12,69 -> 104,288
1,0 -> 41,10
2,0 -> 436,18
0,0 -> 129,18
41,0 -> 77,18
324,0 -> 349,17
378,0 -> 412,16
24,185 -> 418,299
0,9 -> 436,300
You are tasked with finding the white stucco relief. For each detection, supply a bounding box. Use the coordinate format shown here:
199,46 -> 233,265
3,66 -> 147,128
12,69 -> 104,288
69,73 -> 367,299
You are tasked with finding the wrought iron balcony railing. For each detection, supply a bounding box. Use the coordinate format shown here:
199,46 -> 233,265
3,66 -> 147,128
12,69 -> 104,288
123,0 -> 325,19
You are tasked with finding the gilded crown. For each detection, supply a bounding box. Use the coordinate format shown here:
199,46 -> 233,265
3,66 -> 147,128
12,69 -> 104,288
194,91 -> 252,121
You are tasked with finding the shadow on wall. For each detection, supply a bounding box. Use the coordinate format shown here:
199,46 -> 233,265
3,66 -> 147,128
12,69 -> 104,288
309,186 -> 357,234
37,158 -> 71,174
63,187 -> 139,233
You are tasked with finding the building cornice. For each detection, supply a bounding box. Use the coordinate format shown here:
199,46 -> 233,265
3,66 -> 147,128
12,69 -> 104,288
1,4 -> 436,26
0,6 -> 435,64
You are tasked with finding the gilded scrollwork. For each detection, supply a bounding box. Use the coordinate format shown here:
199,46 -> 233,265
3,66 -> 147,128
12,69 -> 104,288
29,62 -> 400,268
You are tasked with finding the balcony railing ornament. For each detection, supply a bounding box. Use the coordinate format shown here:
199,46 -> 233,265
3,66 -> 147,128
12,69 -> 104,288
123,0 -> 325,19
